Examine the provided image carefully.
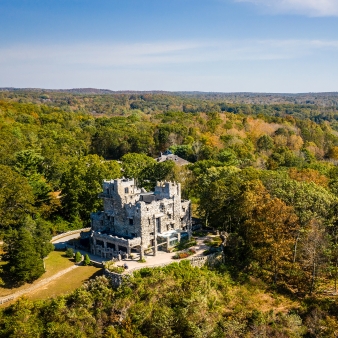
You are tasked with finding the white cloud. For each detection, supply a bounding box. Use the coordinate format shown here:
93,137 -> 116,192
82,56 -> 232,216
0,41 -> 206,67
1,39 -> 338,91
1,38 -> 338,68
235,0 -> 338,16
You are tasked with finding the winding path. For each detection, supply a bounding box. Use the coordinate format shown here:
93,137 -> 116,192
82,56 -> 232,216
0,264 -> 80,305
0,230 -> 213,305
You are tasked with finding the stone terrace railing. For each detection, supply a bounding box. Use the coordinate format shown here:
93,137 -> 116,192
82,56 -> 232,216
51,228 -> 91,243
104,252 -> 223,288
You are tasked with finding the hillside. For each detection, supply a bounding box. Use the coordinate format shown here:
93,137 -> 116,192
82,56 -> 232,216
2,93 -> 338,336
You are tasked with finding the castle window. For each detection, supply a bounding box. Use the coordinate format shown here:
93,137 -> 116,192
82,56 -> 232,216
156,217 -> 161,233
148,218 -> 151,225
125,187 -> 129,194
150,232 -> 154,236
129,218 -> 134,225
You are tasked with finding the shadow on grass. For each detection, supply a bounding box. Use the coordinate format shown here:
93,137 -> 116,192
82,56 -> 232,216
82,268 -> 104,284
0,263 -> 26,289
61,253 -> 75,263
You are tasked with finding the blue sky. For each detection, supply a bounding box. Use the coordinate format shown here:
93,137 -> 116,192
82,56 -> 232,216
0,0 -> 337,92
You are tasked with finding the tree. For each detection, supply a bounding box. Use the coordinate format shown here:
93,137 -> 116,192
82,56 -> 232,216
65,248 -> 74,258
75,251 -> 82,263
257,135 -> 274,152
60,155 -> 121,225
328,146 -> 338,159
288,168 -> 328,187
3,226 -> 45,284
121,153 -> 155,180
139,161 -> 175,191
0,165 -> 35,231
298,220 -> 328,294
84,254 -> 91,266
242,184 -> 299,284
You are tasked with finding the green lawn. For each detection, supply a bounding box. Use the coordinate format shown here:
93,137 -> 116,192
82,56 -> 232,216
43,250 -> 75,278
28,265 -> 102,301
0,251 -> 74,297
1,250 -> 102,305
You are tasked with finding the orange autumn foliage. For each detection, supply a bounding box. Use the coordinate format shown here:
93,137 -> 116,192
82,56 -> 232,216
288,168 -> 328,187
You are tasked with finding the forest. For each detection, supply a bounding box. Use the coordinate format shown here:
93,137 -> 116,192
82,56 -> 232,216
2,90 -> 338,336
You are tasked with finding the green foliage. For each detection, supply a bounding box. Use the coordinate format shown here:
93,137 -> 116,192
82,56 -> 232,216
139,160 -> 175,191
83,254 -> 91,266
65,247 -> 74,258
257,134 -> 274,151
2,263 -> 336,337
3,225 -> 46,284
2,92 -> 338,300
121,153 -> 155,179
137,258 -> 146,263
0,165 -> 35,231
75,251 -> 82,263
60,155 -> 121,224
174,239 -> 197,251
172,248 -> 196,259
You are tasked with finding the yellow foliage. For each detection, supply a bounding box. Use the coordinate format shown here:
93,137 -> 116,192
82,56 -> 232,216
288,168 -> 328,187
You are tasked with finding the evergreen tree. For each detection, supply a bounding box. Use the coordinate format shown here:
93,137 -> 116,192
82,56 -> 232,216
84,254 -> 91,266
65,247 -> 74,258
75,251 -> 82,263
4,226 -> 45,284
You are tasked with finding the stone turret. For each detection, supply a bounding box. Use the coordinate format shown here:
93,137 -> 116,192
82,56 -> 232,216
90,178 -> 191,259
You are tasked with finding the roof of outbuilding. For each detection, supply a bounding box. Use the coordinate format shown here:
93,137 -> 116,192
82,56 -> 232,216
155,153 -> 190,166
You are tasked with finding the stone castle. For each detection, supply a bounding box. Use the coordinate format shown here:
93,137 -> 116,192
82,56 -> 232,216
90,178 -> 192,259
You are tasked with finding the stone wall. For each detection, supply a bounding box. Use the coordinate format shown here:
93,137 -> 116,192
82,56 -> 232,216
91,179 -> 192,258
104,252 -> 224,288
51,228 -> 91,243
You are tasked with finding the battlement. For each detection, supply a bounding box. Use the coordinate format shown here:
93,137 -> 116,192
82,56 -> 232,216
91,178 -> 191,260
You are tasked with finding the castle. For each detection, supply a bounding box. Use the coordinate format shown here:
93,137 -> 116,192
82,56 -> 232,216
90,178 -> 192,259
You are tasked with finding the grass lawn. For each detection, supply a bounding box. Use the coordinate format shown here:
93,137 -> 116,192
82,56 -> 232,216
28,265 -> 102,301
43,250 -> 75,278
0,251 -> 74,297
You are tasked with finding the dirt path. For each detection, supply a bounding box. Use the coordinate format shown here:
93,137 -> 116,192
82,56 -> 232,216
0,264 -> 79,305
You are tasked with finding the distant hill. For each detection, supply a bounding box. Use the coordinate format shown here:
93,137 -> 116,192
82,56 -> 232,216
1,88 -> 338,120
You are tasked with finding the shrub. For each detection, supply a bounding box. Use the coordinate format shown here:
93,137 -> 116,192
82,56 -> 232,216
108,266 -> 125,274
75,251 -> 82,263
138,258 -> 146,263
173,249 -> 196,259
174,239 -> 197,251
65,248 -> 74,258
83,254 -> 91,266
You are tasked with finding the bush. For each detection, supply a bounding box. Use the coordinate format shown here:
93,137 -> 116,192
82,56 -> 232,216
83,254 -> 91,266
173,249 -> 196,259
174,239 -> 197,251
108,266 -> 125,274
65,248 -> 74,258
138,258 -> 146,263
75,251 -> 82,263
